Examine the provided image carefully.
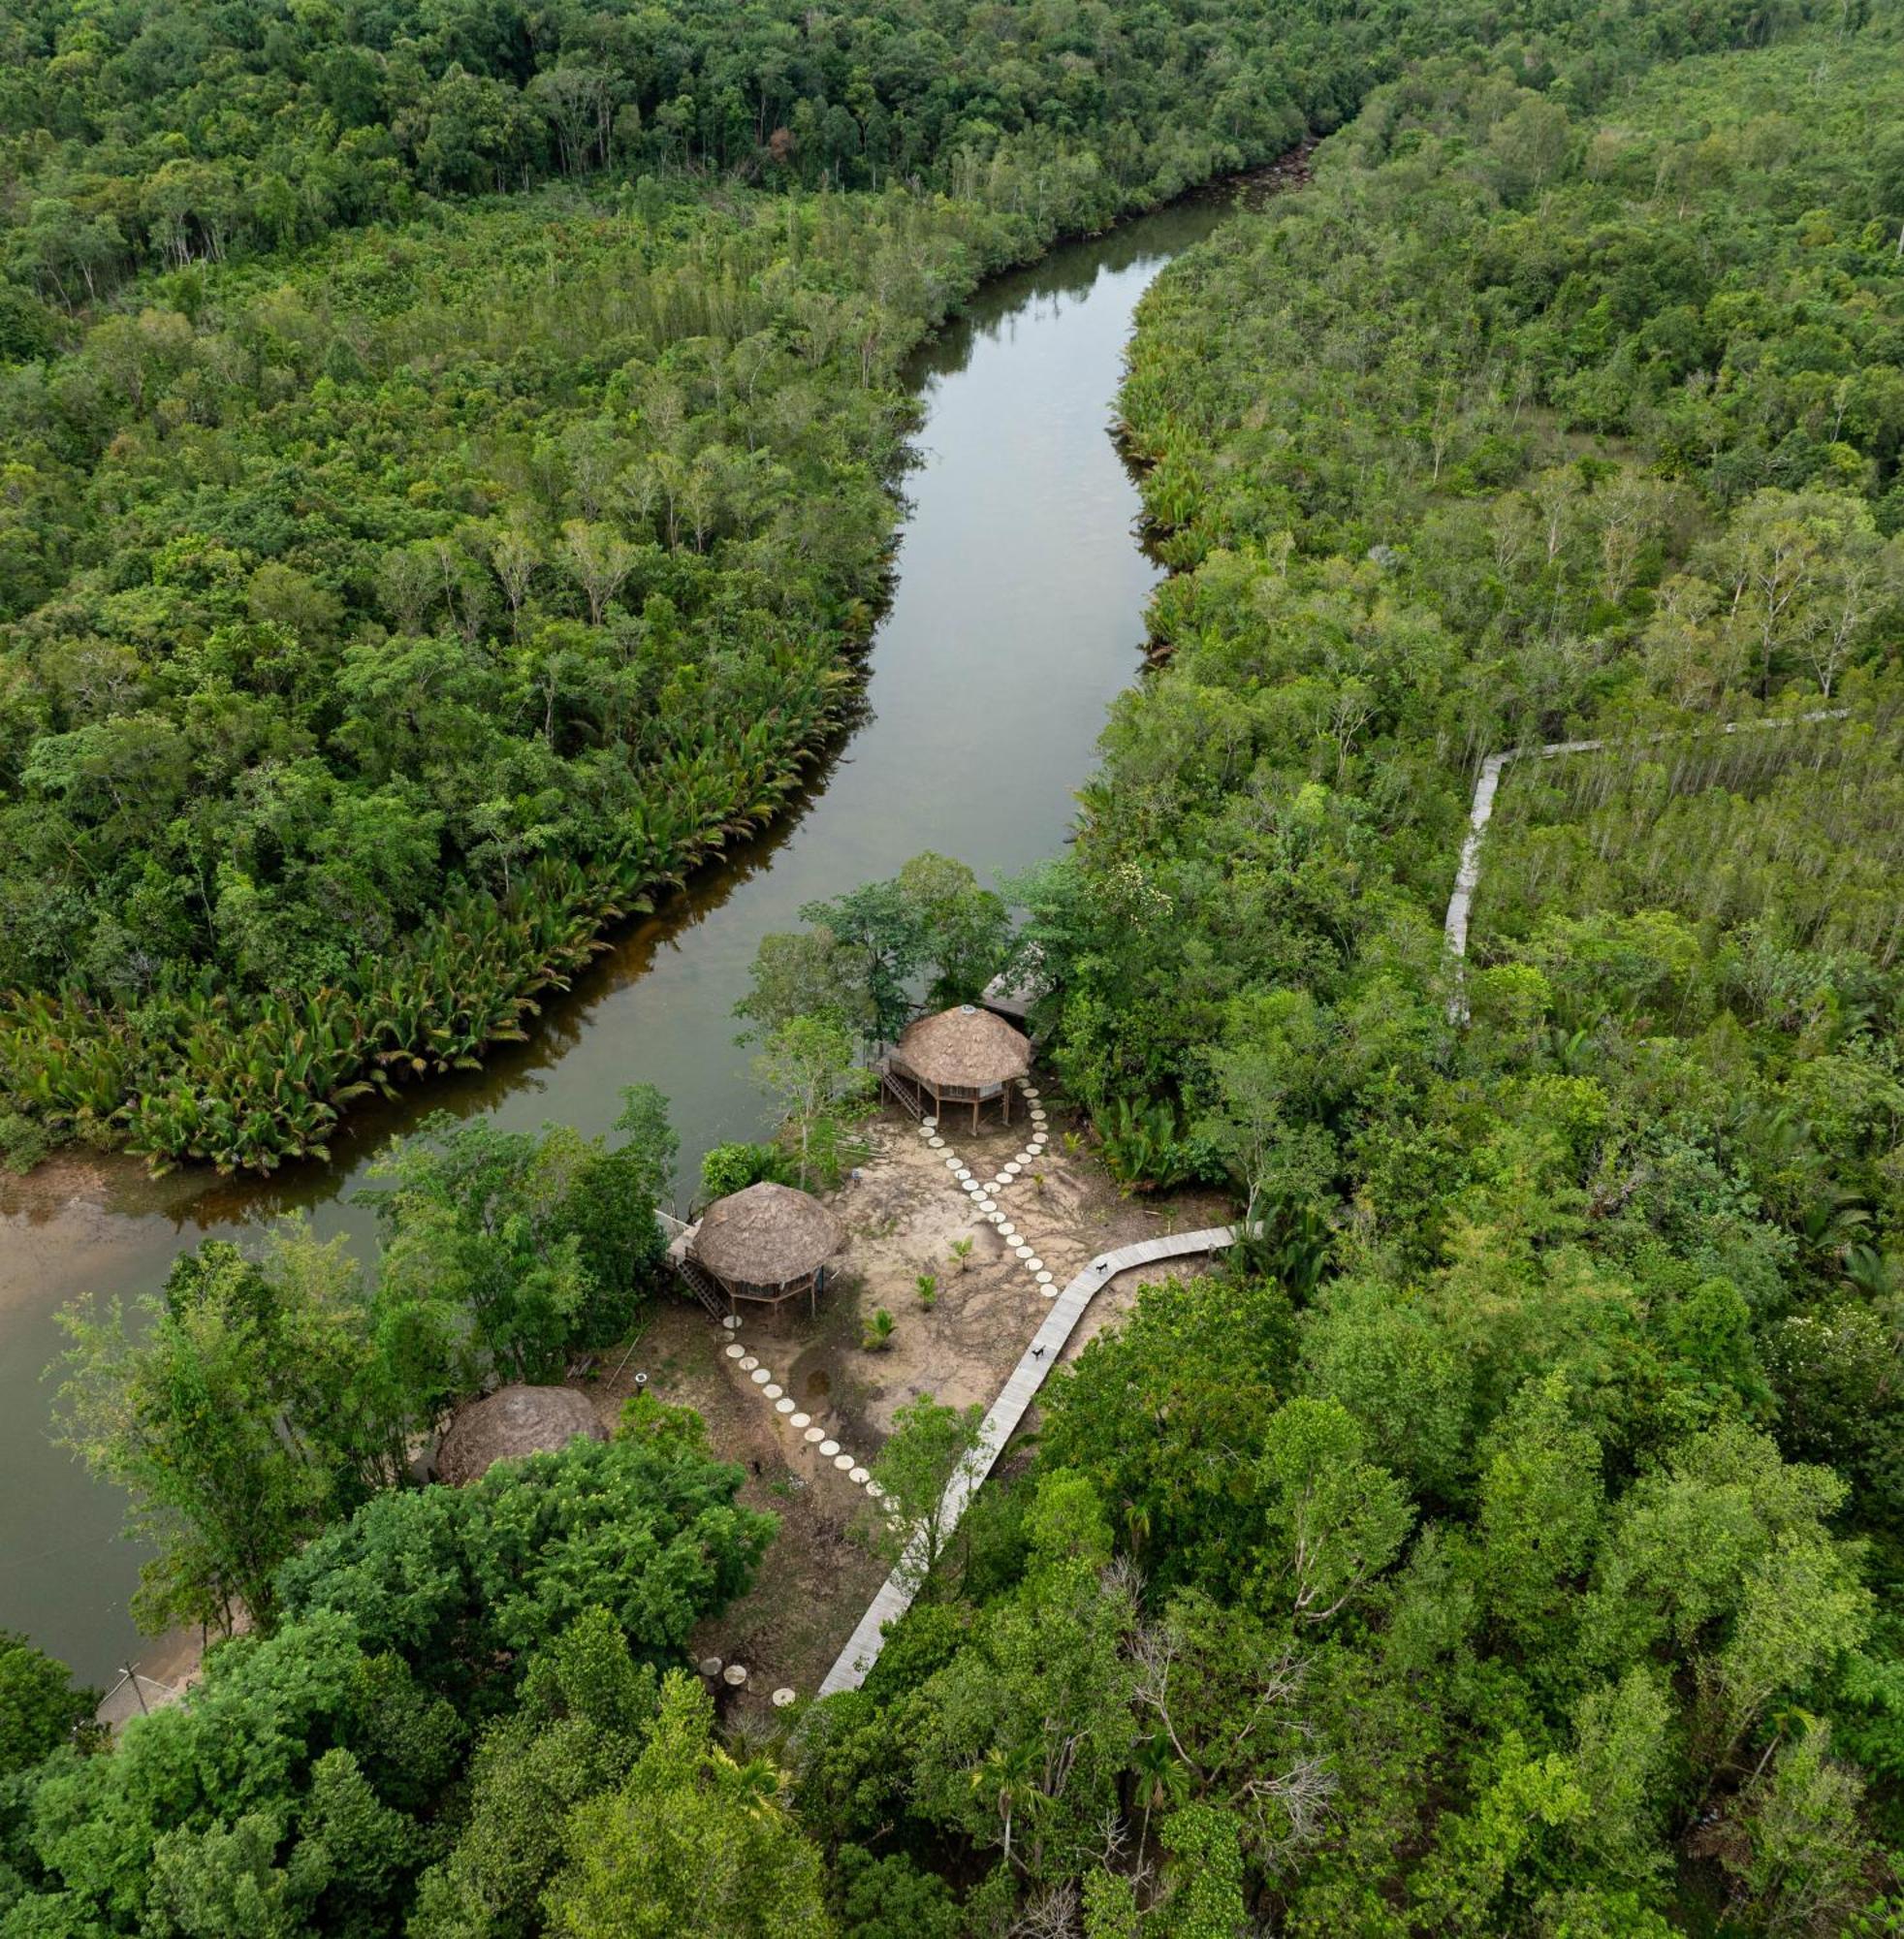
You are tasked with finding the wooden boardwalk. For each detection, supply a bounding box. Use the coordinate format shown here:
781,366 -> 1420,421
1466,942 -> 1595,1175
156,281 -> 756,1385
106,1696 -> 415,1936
816,1224 -> 1240,1697
1443,708 -> 1848,1024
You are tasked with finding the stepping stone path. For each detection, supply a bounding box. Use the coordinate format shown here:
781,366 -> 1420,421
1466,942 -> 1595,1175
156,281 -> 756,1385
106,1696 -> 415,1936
964,1079 -> 1049,1193
716,1316 -> 883,1514
710,1070 -> 1120,1695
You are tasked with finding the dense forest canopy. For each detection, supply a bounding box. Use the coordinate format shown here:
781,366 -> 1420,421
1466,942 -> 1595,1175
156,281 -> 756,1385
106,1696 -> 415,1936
0,0 -> 1850,1174
6,0 -> 1904,1932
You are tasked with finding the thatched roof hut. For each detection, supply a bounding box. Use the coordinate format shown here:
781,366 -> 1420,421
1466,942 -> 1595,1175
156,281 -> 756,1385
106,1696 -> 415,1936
435,1383 -> 606,1487
889,1004 -> 1031,1128
689,1180 -> 842,1314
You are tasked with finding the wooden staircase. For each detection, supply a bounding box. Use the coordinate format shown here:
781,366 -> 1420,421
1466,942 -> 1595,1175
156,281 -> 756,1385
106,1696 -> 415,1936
656,1211 -> 729,1319
675,1255 -> 728,1319
874,1055 -> 926,1122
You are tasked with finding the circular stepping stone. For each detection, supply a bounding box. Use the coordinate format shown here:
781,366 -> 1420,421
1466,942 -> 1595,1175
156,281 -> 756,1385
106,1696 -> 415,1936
1026,1257 -> 1044,1273
699,1655 -> 723,1678
776,1397 -> 795,1415
739,1354 -> 759,1372
804,1427 -> 826,1444
725,1343 -> 746,1359
976,1196 -> 996,1212
922,1117 -> 936,1129
1035,1270 -> 1054,1286
819,1440 -> 841,1458
1014,1244 -> 1034,1259
866,1481 -> 884,1500
722,1664 -> 748,1689
954,1166 -> 972,1182
849,1466 -> 870,1485
791,1412 -> 810,1428
721,1316 -> 741,1331
928,1136 -> 944,1149
834,1453 -> 855,1472
944,1156 -> 962,1170
1042,1284 -> 1059,1299
750,1367 -> 772,1384
1003,1161 -> 1023,1177
772,1687 -> 797,1708
764,1383 -> 783,1399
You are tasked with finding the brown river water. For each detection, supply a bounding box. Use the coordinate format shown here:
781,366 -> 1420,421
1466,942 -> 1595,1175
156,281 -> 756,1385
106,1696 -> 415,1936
0,189 -> 1248,1683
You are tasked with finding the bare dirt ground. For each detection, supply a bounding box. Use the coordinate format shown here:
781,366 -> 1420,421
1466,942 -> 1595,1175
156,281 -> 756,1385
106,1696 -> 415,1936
588,1093 -> 1229,1716
783,1103 -> 1227,1451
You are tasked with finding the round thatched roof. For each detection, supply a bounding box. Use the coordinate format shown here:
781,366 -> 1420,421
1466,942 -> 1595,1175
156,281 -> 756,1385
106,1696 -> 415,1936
894,1004 -> 1031,1090
435,1383 -> 606,1487
690,1181 -> 842,1287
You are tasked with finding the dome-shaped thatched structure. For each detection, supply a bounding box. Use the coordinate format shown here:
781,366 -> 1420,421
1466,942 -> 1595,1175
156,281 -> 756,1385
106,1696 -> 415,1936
435,1383 -> 606,1486
889,1004 -> 1031,1129
688,1180 -> 842,1315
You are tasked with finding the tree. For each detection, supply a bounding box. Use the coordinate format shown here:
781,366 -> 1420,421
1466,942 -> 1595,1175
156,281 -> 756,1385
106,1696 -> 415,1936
894,852 -> 1011,1007
1298,1275 -> 1472,1502
1151,1804 -> 1250,1939
1476,1375 -> 1604,1652
1128,1589 -> 1332,1860
833,1847 -> 959,1939
366,1098 -> 675,1385
1721,1719 -> 1880,1936
0,1631 -> 96,1776
6,1611 -> 456,1936
1566,1669 -> 1673,1890
1253,1398 -> 1413,1627
908,1540 -> 1137,1880
543,1672 -> 830,1939
735,929 -> 877,1044
867,1394 -> 989,1591
1194,989 -> 1337,1233
55,1246 -> 347,1636
561,520 -> 638,625
1579,1422 -> 1870,1717
376,544 -> 441,634
410,1609 -> 656,1939
799,878 -> 928,1043
489,517 -> 543,636
1041,1274 -> 1294,1591
275,1437 -> 775,1698
1711,491 -> 1898,697
750,1013 -> 875,1190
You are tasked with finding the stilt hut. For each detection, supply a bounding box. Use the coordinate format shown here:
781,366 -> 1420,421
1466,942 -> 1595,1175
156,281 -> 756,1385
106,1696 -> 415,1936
887,1003 -> 1031,1131
435,1383 -> 606,1486
688,1180 -> 842,1319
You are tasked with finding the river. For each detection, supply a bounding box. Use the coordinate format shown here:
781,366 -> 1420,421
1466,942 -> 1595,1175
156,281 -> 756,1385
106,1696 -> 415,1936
0,190 -> 1244,1685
